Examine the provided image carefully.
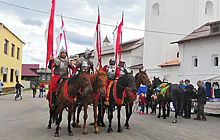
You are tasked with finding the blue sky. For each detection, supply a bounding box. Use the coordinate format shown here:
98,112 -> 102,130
0,0 -> 145,67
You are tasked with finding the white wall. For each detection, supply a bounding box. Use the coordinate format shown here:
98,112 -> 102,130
178,36 -> 220,86
21,80 -> 30,89
143,0 -> 220,85
144,0 -> 220,68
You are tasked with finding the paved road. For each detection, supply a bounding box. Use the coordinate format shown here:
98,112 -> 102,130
0,90 -> 220,140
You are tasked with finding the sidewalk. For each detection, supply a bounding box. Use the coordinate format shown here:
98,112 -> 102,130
0,90 -> 16,96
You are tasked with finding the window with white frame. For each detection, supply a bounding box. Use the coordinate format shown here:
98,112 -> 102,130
212,54 -> 219,67
152,3 -> 160,17
205,1 -> 214,16
192,56 -> 198,68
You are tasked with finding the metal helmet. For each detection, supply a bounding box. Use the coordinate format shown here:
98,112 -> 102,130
120,59 -> 125,63
59,46 -> 67,58
84,48 -> 92,59
109,57 -> 115,65
81,60 -> 89,70
119,59 -> 125,67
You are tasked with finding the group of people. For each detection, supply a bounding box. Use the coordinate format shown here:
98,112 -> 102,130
31,81 -> 45,98
133,79 -> 207,121
46,46 -> 126,109
180,79 -> 207,121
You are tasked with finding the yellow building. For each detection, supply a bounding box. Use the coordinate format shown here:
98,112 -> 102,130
0,23 -> 24,91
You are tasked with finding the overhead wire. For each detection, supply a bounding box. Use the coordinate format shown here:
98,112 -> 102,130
0,0 -> 207,38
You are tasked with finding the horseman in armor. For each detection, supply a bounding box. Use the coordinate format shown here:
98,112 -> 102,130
103,57 -> 116,81
119,59 -> 126,77
46,47 -> 76,108
83,49 -> 93,74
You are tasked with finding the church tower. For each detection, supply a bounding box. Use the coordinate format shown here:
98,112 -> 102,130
102,35 -> 110,47
143,0 -> 220,80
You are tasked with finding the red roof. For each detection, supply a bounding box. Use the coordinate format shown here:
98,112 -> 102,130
158,59 -> 181,67
22,64 -> 40,77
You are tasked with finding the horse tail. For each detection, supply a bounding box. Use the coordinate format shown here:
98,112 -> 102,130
50,106 -> 58,124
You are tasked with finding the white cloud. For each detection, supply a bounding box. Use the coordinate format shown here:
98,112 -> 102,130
0,0 -> 145,67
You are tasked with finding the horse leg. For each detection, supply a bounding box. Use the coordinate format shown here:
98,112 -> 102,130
173,101 -> 178,123
76,105 -> 82,128
124,104 -> 129,128
82,104 -> 88,135
117,106 -> 123,133
71,106 -> 76,127
157,101 -> 161,118
167,102 -> 170,117
47,109 -> 52,129
54,106 -> 64,137
163,100 -> 166,119
93,103 -> 100,134
67,110 -> 73,136
107,107 -> 113,133
125,104 -> 132,129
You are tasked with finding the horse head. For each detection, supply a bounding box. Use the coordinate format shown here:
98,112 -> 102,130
96,68 -> 108,96
79,70 -> 93,95
124,68 -> 137,94
152,77 -> 162,89
137,69 -> 151,86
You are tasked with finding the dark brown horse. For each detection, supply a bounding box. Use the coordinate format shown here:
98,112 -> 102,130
107,69 -> 137,133
124,69 -> 151,129
48,70 -> 93,137
71,69 -> 108,134
152,77 -> 184,123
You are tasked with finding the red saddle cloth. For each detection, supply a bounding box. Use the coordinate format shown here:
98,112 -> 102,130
46,75 -> 69,100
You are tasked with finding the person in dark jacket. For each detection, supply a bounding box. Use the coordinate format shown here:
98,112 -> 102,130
183,79 -> 194,119
145,85 -> 153,114
15,81 -> 24,100
194,80 -> 207,121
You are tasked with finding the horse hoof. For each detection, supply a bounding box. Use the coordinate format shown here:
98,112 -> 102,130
54,133 -> 59,137
68,132 -> 74,136
47,125 -> 51,129
101,123 -> 106,127
117,128 -> 123,133
89,123 -> 94,125
157,116 -> 160,118
82,131 -> 88,135
71,123 -> 76,128
124,123 -> 130,129
95,131 -> 100,134
107,128 -> 113,133
166,115 -> 169,117
163,117 -> 166,119
77,124 -> 81,128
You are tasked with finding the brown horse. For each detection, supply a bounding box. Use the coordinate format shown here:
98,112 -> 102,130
49,70 -> 93,137
124,69 -> 151,129
71,69 -> 108,134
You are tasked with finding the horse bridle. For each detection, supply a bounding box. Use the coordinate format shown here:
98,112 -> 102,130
80,72 -> 92,96
117,74 -> 136,92
139,72 -> 150,85
96,73 -> 106,93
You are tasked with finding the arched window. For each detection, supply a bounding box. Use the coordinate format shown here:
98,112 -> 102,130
214,57 -> 218,66
152,3 -> 160,16
205,1 -> 213,16
194,58 -> 198,67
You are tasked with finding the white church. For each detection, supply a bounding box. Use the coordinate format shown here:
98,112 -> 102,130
143,0 -> 220,86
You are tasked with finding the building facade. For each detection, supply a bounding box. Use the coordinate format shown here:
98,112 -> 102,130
176,21 -> 220,85
75,37 -> 144,74
143,0 -> 220,83
0,23 -> 24,91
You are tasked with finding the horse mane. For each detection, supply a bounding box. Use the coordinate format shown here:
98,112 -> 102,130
135,72 -> 139,80
68,73 -> 79,85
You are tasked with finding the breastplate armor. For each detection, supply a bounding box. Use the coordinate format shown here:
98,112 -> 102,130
106,65 -> 115,80
54,58 -> 69,76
